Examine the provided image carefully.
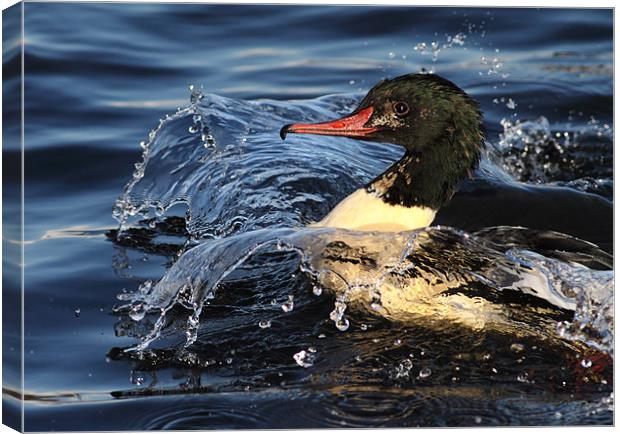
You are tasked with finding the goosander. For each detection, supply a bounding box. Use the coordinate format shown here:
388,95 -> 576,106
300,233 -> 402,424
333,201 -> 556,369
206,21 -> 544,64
281,73 -> 484,233
278,73 -> 610,330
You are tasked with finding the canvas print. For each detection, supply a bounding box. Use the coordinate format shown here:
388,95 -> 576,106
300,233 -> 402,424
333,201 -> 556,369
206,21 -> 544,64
2,2 -> 613,431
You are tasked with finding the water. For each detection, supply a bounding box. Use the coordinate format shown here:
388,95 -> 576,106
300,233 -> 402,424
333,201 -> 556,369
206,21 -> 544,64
6,4 -> 613,430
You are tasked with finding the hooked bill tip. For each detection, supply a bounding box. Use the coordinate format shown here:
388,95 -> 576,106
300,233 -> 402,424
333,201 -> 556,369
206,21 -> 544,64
280,124 -> 292,140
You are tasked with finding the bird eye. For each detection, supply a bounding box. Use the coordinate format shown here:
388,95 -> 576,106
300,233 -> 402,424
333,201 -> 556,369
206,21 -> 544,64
393,101 -> 410,116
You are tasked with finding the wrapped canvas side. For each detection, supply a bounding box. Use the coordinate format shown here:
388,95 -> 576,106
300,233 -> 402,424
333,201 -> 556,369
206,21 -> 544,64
2,2 -> 24,432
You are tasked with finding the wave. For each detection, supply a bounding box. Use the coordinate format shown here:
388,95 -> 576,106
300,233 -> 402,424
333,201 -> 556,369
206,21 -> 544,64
111,89 -> 612,357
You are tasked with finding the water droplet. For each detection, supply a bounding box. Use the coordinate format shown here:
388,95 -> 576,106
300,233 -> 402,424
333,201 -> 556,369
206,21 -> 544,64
510,343 -> 525,353
281,295 -> 294,312
74,308 -> 81,317
517,372 -> 530,383
312,285 -> 323,296
258,319 -> 271,329
554,412 -> 562,419
360,324 -> 368,331
188,124 -> 199,134
336,317 -> 349,331
475,416 -> 482,424
226,357 -> 233,365
388,51 -> 396,59
184,307 -> 202,347
130,371 -> 145,385
394,358 -> 413,379
330,300 -> 349,331
418,367 -> 432,379
581,358 -> 592,368
128,302 -> 147,322
293,348 -> 317,368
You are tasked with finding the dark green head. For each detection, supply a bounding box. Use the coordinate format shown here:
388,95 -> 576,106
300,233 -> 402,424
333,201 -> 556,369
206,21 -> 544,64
354,73 -> 484,154
281,73 -> 486,209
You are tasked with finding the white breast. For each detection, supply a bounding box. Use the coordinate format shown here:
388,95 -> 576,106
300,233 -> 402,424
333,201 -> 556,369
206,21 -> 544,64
312,189 -> 436,232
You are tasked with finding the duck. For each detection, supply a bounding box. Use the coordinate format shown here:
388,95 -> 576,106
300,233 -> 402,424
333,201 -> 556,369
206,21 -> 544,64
280,73 -> 485,233
278,73 -> 611,330
280,73 -> 611,250
278,73 -> 497,327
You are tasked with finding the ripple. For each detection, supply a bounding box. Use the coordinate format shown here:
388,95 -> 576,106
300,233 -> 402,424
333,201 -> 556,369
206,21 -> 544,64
129,394 -> 273,430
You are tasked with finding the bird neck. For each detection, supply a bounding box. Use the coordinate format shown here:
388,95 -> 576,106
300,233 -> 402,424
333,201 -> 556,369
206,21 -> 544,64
366,147 -> 468,210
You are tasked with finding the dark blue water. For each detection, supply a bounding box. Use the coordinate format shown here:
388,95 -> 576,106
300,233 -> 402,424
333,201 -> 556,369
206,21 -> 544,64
4,3 -> 613,430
